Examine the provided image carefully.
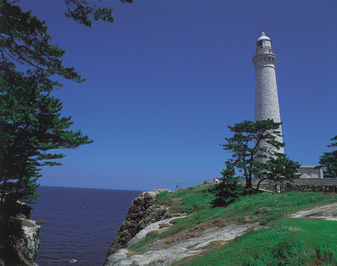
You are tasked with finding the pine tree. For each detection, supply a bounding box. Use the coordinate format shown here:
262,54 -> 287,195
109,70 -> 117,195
0,1 -> 95,204
220,119 -> 300,191
0,0 -> 133,203
0,71 -> 93,205
255,154 -> 301,190
0,0 -> 130,262
318,135 -> 337,178
213,160 -> 245,207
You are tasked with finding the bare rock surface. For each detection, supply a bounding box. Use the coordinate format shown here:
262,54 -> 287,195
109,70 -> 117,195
105,218 -> 261,266
1,201 -> 40,265
103,189 -> 171,265
104,192 -> 337,266
291,202 -> 337,221
7,218 -> 41,265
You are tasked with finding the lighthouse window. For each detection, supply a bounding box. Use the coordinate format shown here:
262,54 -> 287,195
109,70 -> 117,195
257,40 -> 263,48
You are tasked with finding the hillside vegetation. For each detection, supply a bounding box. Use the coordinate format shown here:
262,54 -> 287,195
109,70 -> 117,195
130,183 -> 337,266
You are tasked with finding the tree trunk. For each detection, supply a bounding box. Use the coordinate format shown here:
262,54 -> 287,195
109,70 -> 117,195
256,178 -> 268,191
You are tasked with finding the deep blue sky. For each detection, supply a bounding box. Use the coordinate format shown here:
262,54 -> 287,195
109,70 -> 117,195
18,0 -> 337,191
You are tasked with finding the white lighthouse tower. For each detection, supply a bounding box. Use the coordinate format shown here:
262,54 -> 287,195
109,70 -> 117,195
252,32 -> 284,161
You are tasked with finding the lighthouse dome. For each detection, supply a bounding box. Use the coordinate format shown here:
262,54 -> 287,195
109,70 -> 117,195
256,32 -> 272,52
257,32 -> 270,42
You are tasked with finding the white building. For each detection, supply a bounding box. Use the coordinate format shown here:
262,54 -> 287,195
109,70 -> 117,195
252,32 -> 284,161
252,33 -> 324,179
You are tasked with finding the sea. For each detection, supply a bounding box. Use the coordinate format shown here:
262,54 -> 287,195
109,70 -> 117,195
30,186 -> 143,266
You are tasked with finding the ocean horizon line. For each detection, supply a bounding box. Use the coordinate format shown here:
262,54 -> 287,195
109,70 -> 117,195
38,185 -> 145,192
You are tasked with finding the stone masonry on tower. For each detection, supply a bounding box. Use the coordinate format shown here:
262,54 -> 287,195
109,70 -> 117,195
253,32 -> 284,162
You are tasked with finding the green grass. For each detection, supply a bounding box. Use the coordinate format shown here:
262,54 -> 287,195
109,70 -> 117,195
129,184 -> 337,265
161,185 -> 337,228
131,231 -> 160,253
179,218 -> 337,265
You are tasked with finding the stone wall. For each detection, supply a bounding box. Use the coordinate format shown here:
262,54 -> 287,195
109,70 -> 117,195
284,184 -> 337,193
253,178 -> 337,193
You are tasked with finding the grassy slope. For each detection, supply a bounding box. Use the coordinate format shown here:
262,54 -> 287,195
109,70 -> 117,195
131,184 -> 337,266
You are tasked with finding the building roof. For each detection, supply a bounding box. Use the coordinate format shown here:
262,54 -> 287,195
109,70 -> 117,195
257,32 -> 271,42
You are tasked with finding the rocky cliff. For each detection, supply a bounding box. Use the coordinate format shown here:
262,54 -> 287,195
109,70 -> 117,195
103,189 -> 172,266
103,188 -> 337,266
103,189 -> 262,266
9,218 -> 40,266
106,220 -> 261,266
0,201 -> 40,266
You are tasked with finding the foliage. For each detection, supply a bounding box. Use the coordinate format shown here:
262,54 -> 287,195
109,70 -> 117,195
220,119 -> 300,190
0,1 -> 85,87
0,0 -> 132,84
212,159 -> 245,207
0,0 -> 134,206
318,135 -> 337,178
0,71 -> 93,204
0,0 -> 131,260
63,0 -> 132,28
0,1 -> 100,205
255,154 -> 301,190
0,0 -> 134,204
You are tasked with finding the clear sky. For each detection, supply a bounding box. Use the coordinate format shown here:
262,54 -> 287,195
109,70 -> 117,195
17,0 -> 337,191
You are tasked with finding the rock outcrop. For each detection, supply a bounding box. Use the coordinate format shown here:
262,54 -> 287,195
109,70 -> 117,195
291,202 -> 337,221
104,188 -> 263,265
104,188 -> 337,266
9,218 -> 40,265
105,217 -> 261,266
103,189 -> 171,266
0,201 -> 40,266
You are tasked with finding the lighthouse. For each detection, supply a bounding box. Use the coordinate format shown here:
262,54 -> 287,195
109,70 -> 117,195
252,32 -> 284,161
